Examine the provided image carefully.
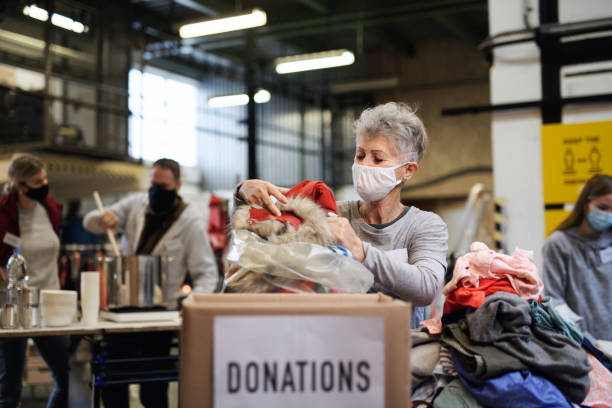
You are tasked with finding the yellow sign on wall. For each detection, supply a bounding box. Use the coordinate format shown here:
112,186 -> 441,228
541,120 -> 612,235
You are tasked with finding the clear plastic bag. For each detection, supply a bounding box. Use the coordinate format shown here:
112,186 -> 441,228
224,229 -> 374,293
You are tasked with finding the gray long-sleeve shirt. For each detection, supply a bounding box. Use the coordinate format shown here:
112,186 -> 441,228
542,226 -> 612,340
337,201 -> 448,327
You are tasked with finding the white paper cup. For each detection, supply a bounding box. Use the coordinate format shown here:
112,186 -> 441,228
80,271 -> 100,326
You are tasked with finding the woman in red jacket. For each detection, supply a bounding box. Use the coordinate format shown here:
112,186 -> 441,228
0,154 -> 69,408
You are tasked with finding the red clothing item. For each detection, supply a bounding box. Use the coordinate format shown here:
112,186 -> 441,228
248,180 -> 337,227
208,194 -> 228,254
443,277 -> 519,314
285,180 -> 337,214
0,192 -> 62,266
276,281 -> 343,294
249,208 -> 303,230
276,281 -> 317,293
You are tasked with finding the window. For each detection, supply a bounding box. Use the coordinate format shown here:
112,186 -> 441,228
128,68 -> 198,166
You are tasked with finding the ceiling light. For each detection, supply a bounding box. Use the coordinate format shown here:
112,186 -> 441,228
208,94 -> 249,108
275,49 -> 355,74
51,13 -> 86,34
23,4 -> 88,34
23,4 -> 48,21
253,89 -> 271,104
179,8 -> 266,39
208,89 -> 271,108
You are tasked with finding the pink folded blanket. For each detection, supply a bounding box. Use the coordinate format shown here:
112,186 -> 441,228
443,242 -> 543,301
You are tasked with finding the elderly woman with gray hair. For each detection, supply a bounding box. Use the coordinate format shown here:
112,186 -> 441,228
237,102 -> 448,327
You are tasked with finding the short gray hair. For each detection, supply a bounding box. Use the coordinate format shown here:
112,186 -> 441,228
354,102 -> 427,162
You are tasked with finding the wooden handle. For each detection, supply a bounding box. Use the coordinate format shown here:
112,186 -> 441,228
92,191 -> 121,258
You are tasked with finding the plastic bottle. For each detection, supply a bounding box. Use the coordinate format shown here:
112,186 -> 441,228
2,249 -> 27,328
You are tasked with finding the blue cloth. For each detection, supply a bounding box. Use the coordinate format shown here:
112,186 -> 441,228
530,297 -> 584,346
412,306 -> 425,329
582,336 -> 612,372
451,349 -> 574,408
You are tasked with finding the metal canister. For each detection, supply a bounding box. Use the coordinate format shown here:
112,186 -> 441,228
1,284 -> 20,329
20,286 -> 40,329
100,255 -> 170,310
1,304 -> 19,329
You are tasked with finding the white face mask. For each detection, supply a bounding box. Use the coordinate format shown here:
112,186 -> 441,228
352,162 -> 409,202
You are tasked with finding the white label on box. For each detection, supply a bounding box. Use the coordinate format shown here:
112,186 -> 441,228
213,315 -> 385,408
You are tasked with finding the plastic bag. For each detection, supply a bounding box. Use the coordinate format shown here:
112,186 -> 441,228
224,229 -> 374,293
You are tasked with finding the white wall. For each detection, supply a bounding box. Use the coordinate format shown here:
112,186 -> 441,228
558,0 -> 612,23
488,0 -> 612,269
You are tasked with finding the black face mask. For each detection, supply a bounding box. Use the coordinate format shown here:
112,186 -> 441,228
24,184 -> 49,203
148,184 -> 177,214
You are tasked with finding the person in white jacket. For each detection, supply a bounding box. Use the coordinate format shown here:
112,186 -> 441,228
83,158 -> 218,408
83,158 -> 218,308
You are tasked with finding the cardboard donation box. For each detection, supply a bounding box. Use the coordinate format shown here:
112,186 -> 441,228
180,293 -> 412,408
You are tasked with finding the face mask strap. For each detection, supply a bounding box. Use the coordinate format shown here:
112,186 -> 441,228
393,161 -> 414,170
392,161 -> 417,184
354,161 -> 413,170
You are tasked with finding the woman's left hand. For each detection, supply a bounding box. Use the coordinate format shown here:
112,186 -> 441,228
327,216 -> 365,262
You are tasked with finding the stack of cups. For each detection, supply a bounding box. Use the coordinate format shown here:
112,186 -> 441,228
80,271 -> 100,326
40,290 -> 77,327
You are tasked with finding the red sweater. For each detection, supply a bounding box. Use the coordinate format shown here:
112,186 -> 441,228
0,192 -> 62,267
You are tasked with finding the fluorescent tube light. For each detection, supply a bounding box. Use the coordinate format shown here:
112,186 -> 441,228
208,89 -> 271,108
23,4 -> 88,34
275,49 -> 355,74
51,13 -> 86,34
208,94 -> 249,108
179,8 -> 266,39
23,5 -> 48,21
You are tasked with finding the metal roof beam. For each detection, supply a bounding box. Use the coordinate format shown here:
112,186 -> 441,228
172,0 -> 220,16
185,0 -> 486,48
296,0 -> 328,14
432,12 -> 483,44
366,26 -> 414,56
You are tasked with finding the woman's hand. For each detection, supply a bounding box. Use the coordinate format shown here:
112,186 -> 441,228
100,210 -> 119,231
238,180 -> 289,216
327,216 -> 365,262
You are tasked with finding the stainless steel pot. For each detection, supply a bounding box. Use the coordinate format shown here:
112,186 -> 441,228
99,255 -> 172,310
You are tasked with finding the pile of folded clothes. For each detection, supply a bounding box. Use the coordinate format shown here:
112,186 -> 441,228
411,242 -> 612,408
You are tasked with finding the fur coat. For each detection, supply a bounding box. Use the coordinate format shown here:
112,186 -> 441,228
226,181 -> 338,293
